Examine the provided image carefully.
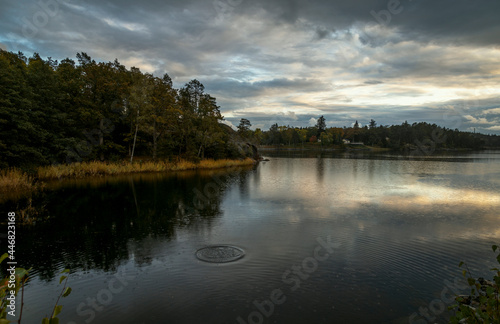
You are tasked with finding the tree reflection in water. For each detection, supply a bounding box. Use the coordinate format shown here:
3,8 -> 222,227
0,166 -> 255,281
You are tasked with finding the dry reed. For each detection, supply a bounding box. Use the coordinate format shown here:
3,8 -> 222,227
37,158 -> 256,180
0,168 -> 35,192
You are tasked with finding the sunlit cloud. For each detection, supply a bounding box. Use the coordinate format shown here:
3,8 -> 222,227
102,18 -> 149,33
486,125 -> 500,131
483,108 -> 500,115
1,0 -> 499,133
464,115 -> 497,125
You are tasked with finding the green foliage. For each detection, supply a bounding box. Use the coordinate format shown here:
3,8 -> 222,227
257,119 -> 488,150
40,269 -> 71,324
320,131 -> 334,145
1,253 -> 29,323
238,118 -> 252,139
42,269 -> 71,324
448,245 -> 500,323
316,115 -> 326,136
0,50 -> 241,170
1,253 -> 71,324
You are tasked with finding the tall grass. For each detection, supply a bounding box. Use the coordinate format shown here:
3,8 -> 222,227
37,158 -> 256,180
0,158 -> 255,194
0,168 -> 35,192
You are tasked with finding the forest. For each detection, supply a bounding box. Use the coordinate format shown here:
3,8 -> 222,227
0,50 -> 238,170
1,50 -> 498,171
238,117 -> 500,150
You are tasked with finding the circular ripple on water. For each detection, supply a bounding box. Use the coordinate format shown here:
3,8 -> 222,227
195,245 -> 245,263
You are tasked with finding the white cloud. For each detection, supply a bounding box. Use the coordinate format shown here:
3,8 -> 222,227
102,18 -> 149,33
278,111 -> 299,120
221,119 -> 237,130
308,117 -> 317,126
482,108 -> 500,115
464,115 -> 497,125
120,57 -> 156,73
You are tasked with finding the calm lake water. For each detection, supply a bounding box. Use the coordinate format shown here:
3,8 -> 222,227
2,150 -> 500,324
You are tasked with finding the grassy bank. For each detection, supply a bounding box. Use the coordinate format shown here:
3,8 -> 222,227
0,169 -> 39,193
0,158 -> 256,193
37,158 -> 256,180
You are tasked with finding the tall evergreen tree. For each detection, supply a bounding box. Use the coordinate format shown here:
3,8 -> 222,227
316,115 -> 326,137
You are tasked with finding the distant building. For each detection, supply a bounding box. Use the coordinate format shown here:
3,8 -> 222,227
343,139 -> 351,144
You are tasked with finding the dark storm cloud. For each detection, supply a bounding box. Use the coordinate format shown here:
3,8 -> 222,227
3,0 -> 498,57
245,0 -> 500,46
364,80 -> 383,85
207,77 -> 332,98
0,0 -> 498,133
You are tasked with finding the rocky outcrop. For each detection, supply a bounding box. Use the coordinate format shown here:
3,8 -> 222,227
233,141 -> 260,160
219,124 -> 260,160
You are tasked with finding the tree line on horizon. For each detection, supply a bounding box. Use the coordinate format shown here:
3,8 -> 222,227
237,116 -> 499,149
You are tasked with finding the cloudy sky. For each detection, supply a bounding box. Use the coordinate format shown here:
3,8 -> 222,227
1,0 -> 499,133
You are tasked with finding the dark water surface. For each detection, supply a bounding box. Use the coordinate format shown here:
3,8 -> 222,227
2,151 -> 500,323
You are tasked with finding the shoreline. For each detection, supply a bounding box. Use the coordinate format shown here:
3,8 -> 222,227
257,145 -> 490,152
258,145 -> 387,151
0,158 -> 256,194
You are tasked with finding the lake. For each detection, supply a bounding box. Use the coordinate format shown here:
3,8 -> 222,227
2,150 -> 500,324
